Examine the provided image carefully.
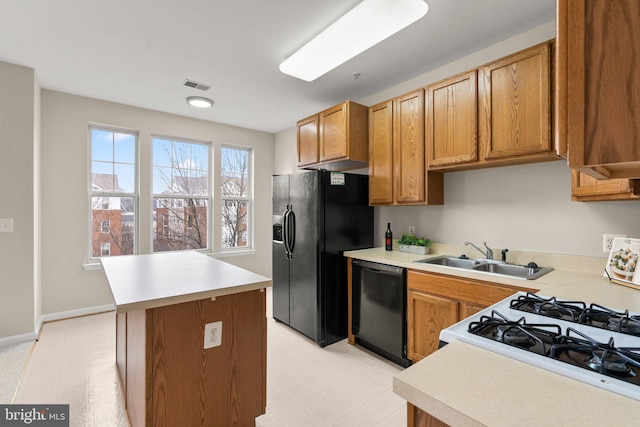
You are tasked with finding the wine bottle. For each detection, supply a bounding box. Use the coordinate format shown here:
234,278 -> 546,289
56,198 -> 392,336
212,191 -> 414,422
385,223 -> 393,251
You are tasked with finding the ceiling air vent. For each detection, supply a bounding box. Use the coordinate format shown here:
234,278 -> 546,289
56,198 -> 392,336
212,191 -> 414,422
183,79 -> 211,91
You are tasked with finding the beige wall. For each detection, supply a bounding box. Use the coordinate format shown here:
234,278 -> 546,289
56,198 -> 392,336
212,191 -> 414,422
0,62 -> 40,339
274,22 -> 640,258
40,90 -> 274,316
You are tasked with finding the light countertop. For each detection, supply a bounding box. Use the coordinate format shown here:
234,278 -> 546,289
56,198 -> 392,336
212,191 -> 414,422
101,251 -> 271,313
344,246 -> 640,426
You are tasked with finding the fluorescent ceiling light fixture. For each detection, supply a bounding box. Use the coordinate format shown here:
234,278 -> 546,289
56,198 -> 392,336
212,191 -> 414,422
186,96 -> 214,108
279,0 -> 429,82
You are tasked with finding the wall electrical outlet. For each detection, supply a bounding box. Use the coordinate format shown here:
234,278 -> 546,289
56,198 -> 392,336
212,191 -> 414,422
204,321 -> 222,349
408,225 -> 415,235
603,234 -> 628,253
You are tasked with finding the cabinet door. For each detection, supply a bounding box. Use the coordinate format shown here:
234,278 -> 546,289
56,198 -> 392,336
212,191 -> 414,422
562,0 -> 640,178
369,100 -> 394,205
459,301 -> 485,320
297,115 -> 319,166
319,103 -> 348,162
572,170 -> 640,201
426,70 -> 478,168
407,290 -> 458,362
480,43 -> 551,160
394,90 -> 426,204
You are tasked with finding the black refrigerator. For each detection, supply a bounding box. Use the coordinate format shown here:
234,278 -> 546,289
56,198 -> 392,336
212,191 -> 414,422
272,170 -> 373,347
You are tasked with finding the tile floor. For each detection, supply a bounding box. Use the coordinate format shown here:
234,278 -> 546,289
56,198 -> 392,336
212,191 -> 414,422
2,288 -> 407,426
0,341 -> 33,403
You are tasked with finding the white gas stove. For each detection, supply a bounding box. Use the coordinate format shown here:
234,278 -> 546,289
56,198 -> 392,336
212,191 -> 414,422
439,291 -> 640,401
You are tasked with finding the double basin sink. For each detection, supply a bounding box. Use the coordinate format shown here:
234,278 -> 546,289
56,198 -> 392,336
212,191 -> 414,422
414,255 -> 553,280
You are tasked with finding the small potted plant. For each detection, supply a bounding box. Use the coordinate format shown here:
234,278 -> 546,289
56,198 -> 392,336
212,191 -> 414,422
398,233 -> 432,255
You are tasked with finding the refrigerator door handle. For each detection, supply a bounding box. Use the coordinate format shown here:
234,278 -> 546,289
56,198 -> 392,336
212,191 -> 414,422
283,205 -> 291,258
287,207 -> 296,257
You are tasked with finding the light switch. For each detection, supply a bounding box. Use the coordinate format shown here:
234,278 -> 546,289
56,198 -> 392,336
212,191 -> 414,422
204,321 -> 222,349
0,218 -> 13,233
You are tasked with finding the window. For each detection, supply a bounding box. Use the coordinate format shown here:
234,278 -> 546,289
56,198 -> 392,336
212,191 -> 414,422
89,127 -> 137,258
100,243 -> 111,257
221,146 -> 251,249
152,137 -> 209,252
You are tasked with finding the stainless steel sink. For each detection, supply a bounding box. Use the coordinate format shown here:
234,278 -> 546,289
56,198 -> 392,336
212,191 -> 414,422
414,255 -> 553,280
471,262 -> 553,280
415,255 -> 479,269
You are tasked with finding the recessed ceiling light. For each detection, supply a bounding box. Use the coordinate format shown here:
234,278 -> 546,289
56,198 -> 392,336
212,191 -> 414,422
186,96 -> 214,108
279,0 -> 429,82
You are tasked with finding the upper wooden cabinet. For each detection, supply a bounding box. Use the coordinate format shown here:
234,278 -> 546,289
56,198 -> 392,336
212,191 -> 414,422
296,114 -> 319,167
558,0 -> 640,180
427,42 -> 558,172
571,170 -> 640,202
394,90 -> 427,204
296,100 -> 369,171
369,90 -> 444,206
368,100 -> 394,205
480,43 -> 553,161
426,70 -> 478,168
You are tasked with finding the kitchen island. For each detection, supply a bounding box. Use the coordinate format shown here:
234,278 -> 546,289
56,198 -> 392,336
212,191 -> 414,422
101,251 -> 271,427
345,246 -> 640,426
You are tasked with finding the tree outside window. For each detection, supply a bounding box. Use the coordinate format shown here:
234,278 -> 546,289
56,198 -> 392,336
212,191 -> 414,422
221,146 -> 251,249
152,137 -> 209,252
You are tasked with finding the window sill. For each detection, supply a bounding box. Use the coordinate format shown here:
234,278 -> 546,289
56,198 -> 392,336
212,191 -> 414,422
209,249 -> 256,258
83,262 -> 103,271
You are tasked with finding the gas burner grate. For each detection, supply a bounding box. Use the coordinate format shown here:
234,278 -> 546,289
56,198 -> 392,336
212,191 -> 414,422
579,304 -> 640,337
549,328 -> 640,384
468,310 -> 562,356
510,293 -> 586,322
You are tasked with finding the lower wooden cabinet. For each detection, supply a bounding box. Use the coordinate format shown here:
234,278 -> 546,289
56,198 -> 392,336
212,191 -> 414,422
408,403 -> 449,427
406,269 -> 538,363
407,292 -> 457,361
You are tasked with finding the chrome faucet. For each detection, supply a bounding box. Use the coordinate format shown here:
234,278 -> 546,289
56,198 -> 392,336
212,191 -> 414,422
464,241 -> 493,259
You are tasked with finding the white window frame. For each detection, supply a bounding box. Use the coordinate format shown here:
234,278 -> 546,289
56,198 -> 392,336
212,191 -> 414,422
151,135 -> 212,253
101,219 -> 110,233
87,124 -> 139,262
219,144 -> 253,252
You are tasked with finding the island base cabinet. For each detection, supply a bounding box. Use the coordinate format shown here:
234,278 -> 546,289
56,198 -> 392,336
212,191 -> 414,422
116,289 -> 267,427
408,403 -> 450,427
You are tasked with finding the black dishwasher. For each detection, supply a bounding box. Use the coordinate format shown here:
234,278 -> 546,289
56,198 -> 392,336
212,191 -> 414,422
352,260 -> 411,367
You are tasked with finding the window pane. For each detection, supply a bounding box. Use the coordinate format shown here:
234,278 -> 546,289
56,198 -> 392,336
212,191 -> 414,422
221,147 -> 249,197
92,162 -> 116,191
153,166 -> 172,194
114,133 -> 136,163
153,138 -> 173,167
91,129 -> 113,162
91,197 -> 135,257
153,198 -> 208,252
152,138 -> 209,197
222,200 -> 248,248
191,144 -> 209,169
114,163 -> 135,193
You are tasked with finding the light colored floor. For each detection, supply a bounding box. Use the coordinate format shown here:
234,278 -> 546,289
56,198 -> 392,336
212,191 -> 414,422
2,289 -> 407,426
0,340 -> 33,403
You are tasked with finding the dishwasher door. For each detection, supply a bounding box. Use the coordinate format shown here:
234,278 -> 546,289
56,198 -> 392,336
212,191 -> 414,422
352,260 -> 410,367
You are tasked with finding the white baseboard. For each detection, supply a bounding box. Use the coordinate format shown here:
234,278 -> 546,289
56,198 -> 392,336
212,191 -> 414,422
0,305 -> 115,348
40,304 -> 116,323
0,332 -> 38,348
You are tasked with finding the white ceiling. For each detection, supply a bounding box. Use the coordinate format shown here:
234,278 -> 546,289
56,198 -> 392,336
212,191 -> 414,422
0,0 -> 555,134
